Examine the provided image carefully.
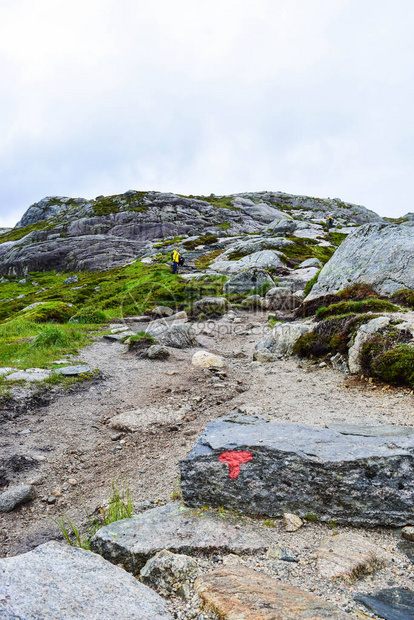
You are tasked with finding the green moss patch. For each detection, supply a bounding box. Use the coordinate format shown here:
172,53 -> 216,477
183,235 -> 218,250
315,299 -> 399,320
391,289 -> 414,309
360,329 -> 414,387
293,313 -> 381,358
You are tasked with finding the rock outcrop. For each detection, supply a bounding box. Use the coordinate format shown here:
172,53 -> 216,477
1,190 -> 382,276
255,322 -> 312,356
180,414 -> 414,526
307,222 -> 414,299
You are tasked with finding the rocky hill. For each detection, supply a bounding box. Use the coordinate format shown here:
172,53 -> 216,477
2,190 -> 414,619
1,190 -> 383,276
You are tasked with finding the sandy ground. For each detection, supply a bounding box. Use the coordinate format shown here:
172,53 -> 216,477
1,310 -> 414,617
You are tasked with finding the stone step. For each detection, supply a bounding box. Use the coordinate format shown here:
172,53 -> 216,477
179,414 -> 414,527
195,565 -> 352,619
90,503 -> 276,575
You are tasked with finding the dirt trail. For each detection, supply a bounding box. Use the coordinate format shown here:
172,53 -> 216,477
1,311 -> 414,558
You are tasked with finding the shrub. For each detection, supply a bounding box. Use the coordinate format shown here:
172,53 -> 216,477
70,308 -> 107,324
391,289 -> 414,309
372,345 -> 414,387
359,328 -> 414,386
31,326 -> 72,348
20,301 -> 75,323
337,283 -> 379,300
315,299 -> 399,320
293,313 -> 381,358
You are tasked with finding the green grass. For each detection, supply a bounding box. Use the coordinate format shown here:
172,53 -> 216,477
214,222 -> 231,230
188,195 -> 237,210
70,307 -> 107,324
282,237 -> 337,265
304,269 -> 321,296
315,299 -> 400,320
0,321 -> 94,369
54,482 -> 134,550
194,249 -> 224,269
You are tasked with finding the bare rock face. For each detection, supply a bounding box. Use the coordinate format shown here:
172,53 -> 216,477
307,222 -> 414,299
195,565 -> 350,619
179,414 -> 414,527
0,541 -> 173,620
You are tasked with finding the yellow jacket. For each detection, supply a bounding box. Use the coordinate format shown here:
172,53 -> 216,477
172,250 -> 180,263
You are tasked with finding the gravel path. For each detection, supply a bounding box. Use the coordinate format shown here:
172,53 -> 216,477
1,310 -> 414,618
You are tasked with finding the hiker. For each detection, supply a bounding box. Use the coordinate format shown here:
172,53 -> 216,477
327,215 -> 334,230
171,249 -> 181,274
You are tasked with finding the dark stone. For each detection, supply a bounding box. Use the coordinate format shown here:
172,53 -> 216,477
179,415 -> 414,527
355,588 -> 414,620
398,541 -> 414,564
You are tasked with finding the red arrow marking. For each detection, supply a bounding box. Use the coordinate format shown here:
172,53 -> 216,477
218,451 -> 253,479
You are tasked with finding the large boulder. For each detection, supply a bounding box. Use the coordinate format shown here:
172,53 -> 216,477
0,541 -> 172,619
179,414 -> 414,526
147,323 -> 198,348
193,296 -> 229,316
265,287 -> 301,311
277,267 -> 319,292
223,268 -> 275,295
307,222 -> 414,299
90,503 -> 275,574
255,322 -> 312,356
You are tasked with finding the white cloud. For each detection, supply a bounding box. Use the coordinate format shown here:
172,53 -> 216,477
0,0 -> 413,226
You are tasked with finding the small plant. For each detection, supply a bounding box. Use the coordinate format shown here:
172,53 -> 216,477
305,513 -> 318,521
54,482 -> 134,550
263,519 -> 277,527
31,326 -> 72,348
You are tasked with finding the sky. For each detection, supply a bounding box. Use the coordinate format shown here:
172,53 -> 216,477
0,0 -> 413,228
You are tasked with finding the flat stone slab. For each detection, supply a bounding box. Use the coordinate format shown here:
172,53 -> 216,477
195,565 -> 350,619
179,415 -> 414,526
54,365 -> 91,376
0,541 -> 172,620
90,503 -> 275,575
355,588 -> 414,620
5,368 -> 51,382
327,423 -> 414,437
103,331 -> 135,342
316,533 -> 390,582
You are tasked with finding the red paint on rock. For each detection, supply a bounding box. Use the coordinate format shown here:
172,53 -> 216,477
218,451 -> 254,479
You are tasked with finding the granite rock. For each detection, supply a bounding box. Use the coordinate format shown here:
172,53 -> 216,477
90,503 -> 275,575
180,415 -> 414,526
307,222 -> 414,299
0,541 -> 172,619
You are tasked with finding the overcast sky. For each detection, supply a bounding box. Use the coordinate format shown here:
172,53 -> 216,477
0,0 -> 413,227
